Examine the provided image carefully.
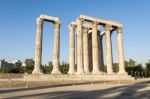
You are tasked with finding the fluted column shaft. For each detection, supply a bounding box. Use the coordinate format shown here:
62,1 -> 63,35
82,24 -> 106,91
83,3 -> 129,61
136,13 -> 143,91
51,22 -> 61,74
32,18 -> 43,74
68,24 -> 76,74
98,34 -> 104,72
83,27 -> 90,74
88,33 -> 93,72
105,24 -> 113,74
76,18 -> 84,74
117,27 -> 127,74
92,22 -> 100,74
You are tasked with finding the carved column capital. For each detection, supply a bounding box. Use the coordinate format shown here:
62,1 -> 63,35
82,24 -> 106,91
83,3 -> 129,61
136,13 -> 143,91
83,27 -> 89,33
117,27 -> 122,33
36,18 -> 43,25
105,24 -> 112,31
78,18 -> 84,22
54,21 -> 61,31
76,18 -> 84,25
55,21 -> 61,27
68,24 -> 76,31
91,21 -> 99,26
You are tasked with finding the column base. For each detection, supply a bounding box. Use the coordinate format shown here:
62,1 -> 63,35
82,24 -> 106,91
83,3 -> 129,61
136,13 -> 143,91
92,71 -> 103,75
107,72 -> 114,75
32,69 -> 43,74
84,71 -> 91,74
51,69 -> 62,74
68,70 -> 76,75
76,71 -> 85,75
118,71 -> 128,75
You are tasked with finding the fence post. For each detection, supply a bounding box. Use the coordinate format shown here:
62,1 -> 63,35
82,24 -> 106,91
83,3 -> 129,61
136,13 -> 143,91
8,74 -> 11,87
25,73 -> 29,88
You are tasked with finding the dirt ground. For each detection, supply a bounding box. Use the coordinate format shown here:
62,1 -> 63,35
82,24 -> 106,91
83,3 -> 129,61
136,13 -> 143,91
0,83 -> 149,99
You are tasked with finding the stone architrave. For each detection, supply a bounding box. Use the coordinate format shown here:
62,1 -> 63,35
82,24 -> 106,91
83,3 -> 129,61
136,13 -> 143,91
105,24 -> 113,74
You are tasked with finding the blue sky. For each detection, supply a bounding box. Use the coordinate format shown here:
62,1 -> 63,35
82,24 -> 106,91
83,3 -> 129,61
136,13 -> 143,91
0,0 -> 150,65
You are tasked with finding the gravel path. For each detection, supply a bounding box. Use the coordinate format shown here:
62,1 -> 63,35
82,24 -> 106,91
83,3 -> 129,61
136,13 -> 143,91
0,84 -> 149,99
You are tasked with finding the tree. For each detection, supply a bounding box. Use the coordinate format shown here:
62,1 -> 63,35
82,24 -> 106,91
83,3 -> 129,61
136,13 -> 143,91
48,61 -> 53,67
127,59 -> 136,67
125,59 -> 144,75
43,61 -> 53,74
24,58 -> 34,73
113,63 -> 119,73
14,61 -> 25,73
145,60 -> 150,71
60,61 -> 69,74
134,64 -> 143,71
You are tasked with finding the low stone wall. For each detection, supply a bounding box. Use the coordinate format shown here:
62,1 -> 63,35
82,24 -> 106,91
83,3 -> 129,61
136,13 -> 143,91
22,74 -> 134,81
0,73 -> 24,78
0,74 -> 134,81
1,74 -> 150,88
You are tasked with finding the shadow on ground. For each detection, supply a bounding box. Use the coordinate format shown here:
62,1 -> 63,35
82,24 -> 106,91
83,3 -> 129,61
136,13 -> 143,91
0,81 -> 149,99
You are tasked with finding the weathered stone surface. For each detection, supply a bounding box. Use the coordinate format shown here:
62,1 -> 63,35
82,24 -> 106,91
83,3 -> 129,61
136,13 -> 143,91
83,27 -> 90,74
68,24 -> 76,74
105,24 -> 113,74
79,15 -> 123,27
117,27 -> 127,74
32,18 -> 43,74
91,22 -> 101,74
40,14 -> 59,22
76,18 -> 84,74
33,15 -> 61,75
33,15 -> 128,79
23,74 -> 134,81
51,21 -> 61,74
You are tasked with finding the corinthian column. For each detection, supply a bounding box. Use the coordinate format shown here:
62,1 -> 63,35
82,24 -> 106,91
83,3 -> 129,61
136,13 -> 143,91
105,24 -> 113,74
76,18 -> 84,74
117,27 -> 127,74
83,27 -> 90,74
68,24 -> 76,74
92,22 -> 101,74
32,18 -> 43,74
51,21 -> 61,74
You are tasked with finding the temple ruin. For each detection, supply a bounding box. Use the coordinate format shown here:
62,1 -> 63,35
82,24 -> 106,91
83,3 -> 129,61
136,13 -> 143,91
31,15 -> 131,80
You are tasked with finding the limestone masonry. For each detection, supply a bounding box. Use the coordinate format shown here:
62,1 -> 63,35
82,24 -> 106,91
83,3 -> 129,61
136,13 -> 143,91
32,14 -> 131,80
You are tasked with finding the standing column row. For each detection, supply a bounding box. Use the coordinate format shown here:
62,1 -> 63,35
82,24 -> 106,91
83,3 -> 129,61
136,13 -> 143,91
33,18 -> 61,74
104,24 -> 127,74
68,22 -> 127,75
